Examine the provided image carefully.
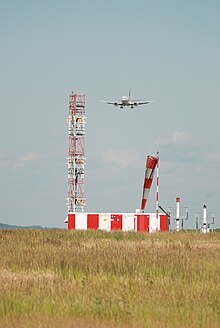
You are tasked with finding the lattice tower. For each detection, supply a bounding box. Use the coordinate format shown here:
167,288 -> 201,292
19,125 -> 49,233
67,93 -> 86,212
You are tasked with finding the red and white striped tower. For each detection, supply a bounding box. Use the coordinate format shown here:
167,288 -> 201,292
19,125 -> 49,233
141,154 -> 159,212
155,152 -> 159,221
67,93 -> 86,213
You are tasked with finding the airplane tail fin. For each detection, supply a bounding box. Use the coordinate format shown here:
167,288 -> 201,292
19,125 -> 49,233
129,88 -> 131,99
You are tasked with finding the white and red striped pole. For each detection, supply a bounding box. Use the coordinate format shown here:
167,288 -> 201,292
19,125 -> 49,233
176,197 -> 180,232
156,152 -> 159,222
202,204 -> 207,234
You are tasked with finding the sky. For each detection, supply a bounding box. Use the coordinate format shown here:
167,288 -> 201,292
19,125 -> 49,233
0,0 -> 219,229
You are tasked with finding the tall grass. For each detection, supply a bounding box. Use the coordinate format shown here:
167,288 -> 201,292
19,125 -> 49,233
0,230 -> 219,327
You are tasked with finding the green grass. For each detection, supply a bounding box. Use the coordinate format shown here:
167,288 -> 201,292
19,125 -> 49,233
0,230 -> 220,327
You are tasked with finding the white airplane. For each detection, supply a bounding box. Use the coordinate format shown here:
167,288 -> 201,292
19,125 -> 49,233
101,89 -> 154,109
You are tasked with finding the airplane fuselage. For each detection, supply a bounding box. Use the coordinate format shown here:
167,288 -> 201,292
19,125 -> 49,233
120,96 -> 137,108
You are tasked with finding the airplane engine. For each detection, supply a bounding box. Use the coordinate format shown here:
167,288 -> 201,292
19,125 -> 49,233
114,103 -> 118,107
134,102 -> 138,106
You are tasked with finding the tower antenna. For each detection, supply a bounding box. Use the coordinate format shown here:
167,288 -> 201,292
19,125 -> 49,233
67,92 -> 86,213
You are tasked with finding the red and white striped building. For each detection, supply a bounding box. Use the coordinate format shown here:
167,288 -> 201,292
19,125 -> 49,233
67,212 -> 168,232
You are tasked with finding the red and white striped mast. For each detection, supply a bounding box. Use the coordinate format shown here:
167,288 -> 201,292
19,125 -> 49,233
141,154 -> 159,212
67,92 -> 86,213
155,151 -> 159,221
176,197 -> 180,231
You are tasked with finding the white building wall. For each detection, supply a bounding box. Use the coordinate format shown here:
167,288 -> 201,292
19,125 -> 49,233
149,213 -> 160,233
122,213 -> 135,231
75,213 -> 87,230
99,213 -> 111,231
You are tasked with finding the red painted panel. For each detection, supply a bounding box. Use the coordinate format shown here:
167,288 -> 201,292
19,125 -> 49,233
111,214 -> 122,230
68,214 -> 75,230
146,156 -> 158,169
137,214 -> 149,232
144,178 -> 153,189
160,214 -> 168,231
87,214 -> 99,230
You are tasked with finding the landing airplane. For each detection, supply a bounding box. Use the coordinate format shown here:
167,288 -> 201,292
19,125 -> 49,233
101,90 -> 154,109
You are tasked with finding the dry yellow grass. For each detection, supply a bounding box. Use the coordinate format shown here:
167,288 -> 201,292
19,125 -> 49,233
0,229 -> 219,327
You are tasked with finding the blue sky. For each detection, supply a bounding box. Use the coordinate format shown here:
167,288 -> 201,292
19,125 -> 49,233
0,0 -> 219,228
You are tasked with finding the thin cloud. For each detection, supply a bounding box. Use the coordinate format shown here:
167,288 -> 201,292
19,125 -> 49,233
0,159 -> 8,168
155,131 -> 192,146
101,150 -> 141,169
172,132 -> 192,144
209,152 -> 220,163
15,152 -> 40,168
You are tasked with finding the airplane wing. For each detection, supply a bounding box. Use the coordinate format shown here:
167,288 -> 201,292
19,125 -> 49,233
100,100 -> 122,106
101,101 -> 117,105
136,100 -> 155,105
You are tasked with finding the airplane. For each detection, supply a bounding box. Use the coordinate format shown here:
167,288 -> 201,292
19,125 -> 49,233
101,89 -> 155,109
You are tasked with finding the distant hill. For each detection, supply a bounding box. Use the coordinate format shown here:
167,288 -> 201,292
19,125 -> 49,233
0,222 -> 53,229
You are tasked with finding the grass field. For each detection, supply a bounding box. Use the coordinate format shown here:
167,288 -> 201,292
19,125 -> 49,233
0,229 -> 220,327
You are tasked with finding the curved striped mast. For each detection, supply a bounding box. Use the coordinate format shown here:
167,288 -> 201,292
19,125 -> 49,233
141,153 -> 159,212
